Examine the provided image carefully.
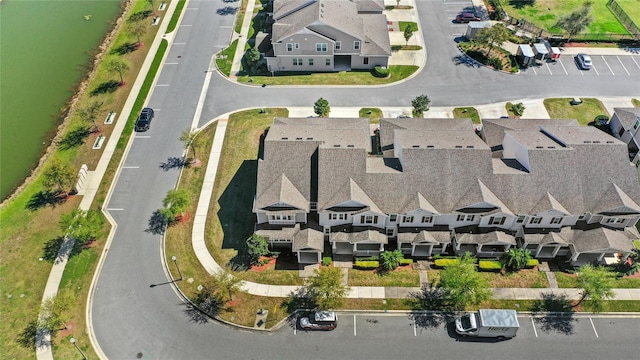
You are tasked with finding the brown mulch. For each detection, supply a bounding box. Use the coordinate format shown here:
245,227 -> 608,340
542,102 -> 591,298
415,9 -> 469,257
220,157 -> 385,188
58,322 -> 75,338
250,256 -> 276,272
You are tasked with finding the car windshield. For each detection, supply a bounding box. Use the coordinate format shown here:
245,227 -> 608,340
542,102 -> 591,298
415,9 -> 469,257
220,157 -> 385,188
460,314 -> 473,330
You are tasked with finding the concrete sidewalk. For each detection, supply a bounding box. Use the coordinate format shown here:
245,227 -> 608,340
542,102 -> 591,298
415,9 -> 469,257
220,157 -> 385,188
229,0 -> 257,77
191,101 -> 640,302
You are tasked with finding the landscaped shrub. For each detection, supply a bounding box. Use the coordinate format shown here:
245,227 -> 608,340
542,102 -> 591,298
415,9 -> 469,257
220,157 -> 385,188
379,249 -> 404,271
479,260 -> 503,271
355,260 -> 380,270
434,258 -> 460,268
356,256 -> 379,262
486,57 -> 503,70
525,259 -> 540,268
373,65 -> 390,78
504,248 -> 533,271
594,115 -> 609,125
322,256 -> 332,267
400,258 -> 413,266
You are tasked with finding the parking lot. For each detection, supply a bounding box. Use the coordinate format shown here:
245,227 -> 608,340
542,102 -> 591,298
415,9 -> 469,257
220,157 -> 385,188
443,0 -> 478,37
520,54 -> 640,77
286,313 -> 640,344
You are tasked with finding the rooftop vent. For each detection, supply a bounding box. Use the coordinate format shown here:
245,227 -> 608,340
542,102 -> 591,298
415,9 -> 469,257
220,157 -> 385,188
296,137 -> 302,140
281,137 -> 288,140
584,141 -> 591,143
307,137 -> 313,140
347,145 -> 354,148
536,146 -> 544,149
333,144 -> 340,147
466,145 -> 474,148
606,141 -> 614,143
427,145 -> 434,148
412,145 -> 420,148
548,146 -> 555,149
455,145 -> 463,148
593,141 -> 601,143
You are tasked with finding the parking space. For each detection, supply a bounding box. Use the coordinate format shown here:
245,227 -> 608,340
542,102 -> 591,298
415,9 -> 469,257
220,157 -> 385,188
442,0 -> 477,37
519,55 -> 640,77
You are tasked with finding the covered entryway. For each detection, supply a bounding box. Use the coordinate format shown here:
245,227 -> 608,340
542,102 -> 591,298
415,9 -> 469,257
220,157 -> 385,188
298,250 -> 321,264
334,55 -> 351,71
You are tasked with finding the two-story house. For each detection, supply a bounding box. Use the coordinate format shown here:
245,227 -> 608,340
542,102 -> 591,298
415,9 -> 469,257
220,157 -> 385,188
254,117 -> 640,266
265,0 -> 391,72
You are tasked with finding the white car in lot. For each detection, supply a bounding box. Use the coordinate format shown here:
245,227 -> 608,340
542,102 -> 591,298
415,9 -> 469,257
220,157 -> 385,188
299,311 -> 337,330
576,53 -> 592,70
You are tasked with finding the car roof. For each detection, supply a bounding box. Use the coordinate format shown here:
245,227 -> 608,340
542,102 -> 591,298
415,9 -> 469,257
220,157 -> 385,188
314,311 -> 336,321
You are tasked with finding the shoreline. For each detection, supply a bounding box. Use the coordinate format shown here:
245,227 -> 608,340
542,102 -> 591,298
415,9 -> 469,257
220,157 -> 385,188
0,0 -> 134,208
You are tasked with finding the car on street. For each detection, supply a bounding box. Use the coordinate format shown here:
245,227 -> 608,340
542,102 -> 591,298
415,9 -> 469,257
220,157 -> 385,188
575,53 -> 592,70
135,107 -> 155,131
455,13 -> 480,23
299,311 -> 337,330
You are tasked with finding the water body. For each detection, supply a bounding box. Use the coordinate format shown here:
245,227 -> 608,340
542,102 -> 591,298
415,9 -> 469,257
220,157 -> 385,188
0,0 -> 122,201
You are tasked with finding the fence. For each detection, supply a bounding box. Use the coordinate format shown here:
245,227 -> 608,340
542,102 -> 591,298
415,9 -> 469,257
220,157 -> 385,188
608,0 -> 640,40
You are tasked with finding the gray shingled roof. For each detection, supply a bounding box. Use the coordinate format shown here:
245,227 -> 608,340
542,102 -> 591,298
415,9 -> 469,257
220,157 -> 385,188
612,107 -> 640,130
455,231 -> 516,245
524,231 -> 567,245
353,0 -> 385,12
560,227 -> 637,253
397,229 -> 451,244
292,227 -> 324,251
481,118 -> 578,149
361,14 -> 391,56
331,228 -> 388,243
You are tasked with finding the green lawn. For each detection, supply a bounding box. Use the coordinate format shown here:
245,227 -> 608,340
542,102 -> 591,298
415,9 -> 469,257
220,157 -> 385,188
236,66 -> 418,85
453,107 -> 481,124
216,39 -> 240,77
615,0 -> 640,26
634,240 -> 640,249
502,0 -> 628,35
543,98 -> 609,126
555,272 -> 640,289
399,21 -> 419,32
359,108 -> 383,124
632,98 -> 640,107
391,45 -> 423,51
348,268 -> 421,287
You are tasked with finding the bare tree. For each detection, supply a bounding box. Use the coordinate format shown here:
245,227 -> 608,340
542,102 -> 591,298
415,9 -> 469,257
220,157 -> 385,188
105,58 -> 130,84
77,100 -> 104,132
555,1 -> 593,43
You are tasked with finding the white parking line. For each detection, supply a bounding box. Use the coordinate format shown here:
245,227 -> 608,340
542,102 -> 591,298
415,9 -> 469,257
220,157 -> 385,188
186,8 -> 198,10
617,56 -> 631,76
631,56 -> 640,69
414,321 -> 417,336
294,325 -> 296,335
558,59 -> 568,75
180,24 -> 192,27
601,56 -> 614,75
156,84 -> 170,87
531,317 -> 538,337
106,208 -> 124,211
136,135 -> 151,138
354,315 -> 357,336
172,42 -> 186,45
589,317 -> 599,338
122,166 -> 139,169
544,62 -> 552,75
592,64 -> 600,75
164,62 -> 179,65
532,66 -> 537,75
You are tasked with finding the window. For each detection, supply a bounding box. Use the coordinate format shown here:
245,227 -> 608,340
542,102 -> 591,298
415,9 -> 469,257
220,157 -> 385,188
339,213 -> 347,220
389,214 -> 398,222
316,43 -> 328,52
529,217 -> 542,224
293,58 -> 303,66
550,217 -> 562,224
634,119 -> 640,130
326,58 -> 331,66
403,215 -> 414,223
286,43 -> 293,52
324,227 -> 330,235
270,214 -> 292,221
361,215 -> 378,224
456,214 -> 475,222
489,216 -> 506,225
421,216 -> 433,223
363,57 -> 369,65
578,214 -> 587,220
606,217 -> 625,224
354,41 -> 360,50
329,213 -> 337,220
619,127 -> 626,137
295,43 -> 300,49
335,41 -> 341,50
515,215 -> 526,224
308,58 -> 314,66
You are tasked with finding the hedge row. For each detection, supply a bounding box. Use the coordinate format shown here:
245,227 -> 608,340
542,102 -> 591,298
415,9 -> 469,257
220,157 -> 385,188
479,260 -> 503,271
400,258 -> 413,266
433,258 -> 460,268
526,259 -> 540,268
355,260 -> 379,270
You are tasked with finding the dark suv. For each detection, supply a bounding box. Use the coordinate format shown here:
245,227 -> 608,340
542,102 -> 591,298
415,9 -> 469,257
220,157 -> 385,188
135,108 -> 155,132
456,13 -> 480,23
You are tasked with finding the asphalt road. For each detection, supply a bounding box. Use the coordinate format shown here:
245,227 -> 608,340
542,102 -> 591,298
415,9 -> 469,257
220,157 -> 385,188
91,1 -> 640,359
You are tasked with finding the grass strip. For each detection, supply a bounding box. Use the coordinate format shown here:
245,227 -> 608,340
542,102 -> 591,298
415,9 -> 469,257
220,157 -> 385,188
236,65 -> 418,85
165,0 -> 186,33
216,39 -> 239,77
453,107 -> 480,124
543,98 -> 609,126
359,108 -> 383,124
399,21 -> 418,32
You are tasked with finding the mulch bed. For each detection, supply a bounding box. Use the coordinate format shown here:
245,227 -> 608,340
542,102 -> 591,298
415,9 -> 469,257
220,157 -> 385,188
250,256 -> 276,272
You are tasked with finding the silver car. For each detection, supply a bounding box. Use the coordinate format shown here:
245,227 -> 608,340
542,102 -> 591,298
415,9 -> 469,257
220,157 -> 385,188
576,53 -> 592,70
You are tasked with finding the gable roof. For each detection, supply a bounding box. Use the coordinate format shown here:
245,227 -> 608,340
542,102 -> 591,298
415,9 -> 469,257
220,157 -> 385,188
397,229 -> 451,244
455,231 -> 516,245
613,107 -> 640,130
255,174 -> 309,211
529,192 -> 570,215
592,183 -> 640,214
561,227 -> 637,254
481,118 -> 579,149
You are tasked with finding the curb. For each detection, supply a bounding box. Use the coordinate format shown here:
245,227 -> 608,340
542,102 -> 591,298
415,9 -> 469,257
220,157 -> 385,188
456,44 -> 520,75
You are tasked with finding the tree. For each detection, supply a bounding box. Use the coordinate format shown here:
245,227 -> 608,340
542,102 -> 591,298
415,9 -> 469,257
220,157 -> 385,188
503,248 -> 532,271
245,47 -> 261,75
403,24 -> 414,48
128,20 -> 147,45
160,188 -> 191,224
304,266 -> 350,310
179,128 -> 202,162
411,94 -> 430,117
474,23 -> 510,58
105,58 -> 130,84
439,252 -> 491,309
509,102 -> 526,118
246,234 -> 270,265
39,292 -> 73,333
555,1 -> 593,43
314,97 -> 330,117
146,0 -> 156,11
208,270 -> 243,304
77,100 -> 104,132
42,159 -> 75,196
379,250 -> 403,271
576,265 -> 614,312
59,209 -> 104,245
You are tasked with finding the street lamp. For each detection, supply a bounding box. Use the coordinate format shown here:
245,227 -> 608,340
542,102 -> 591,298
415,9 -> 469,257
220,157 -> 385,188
70,337 -> 87,360
171,255 -> 183,281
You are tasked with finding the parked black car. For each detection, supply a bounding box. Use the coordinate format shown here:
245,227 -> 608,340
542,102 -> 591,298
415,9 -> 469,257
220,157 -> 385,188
135,108 -> 155,131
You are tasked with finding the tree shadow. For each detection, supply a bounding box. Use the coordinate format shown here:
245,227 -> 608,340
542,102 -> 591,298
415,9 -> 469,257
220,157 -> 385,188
184,291 -> 223,324
42,237 -> 65,262
16,320 -> 39,350
453,54 -> 482,68
408,285 -> 458,330
281,288 -> 313,328
217,6 -> 238,15
111,42 -> 138,55
531,292 -> 576,335
58,126 -> 91,150
26,190 -> 67,211
508,0 -> 535,9
91,80 -> 121,96
218,160 -> 258,267
159,157 -> 187,171
128,10 -> 152,22
146,210 -> 166,235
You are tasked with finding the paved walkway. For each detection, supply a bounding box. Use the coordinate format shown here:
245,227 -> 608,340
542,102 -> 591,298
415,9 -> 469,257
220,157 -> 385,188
229,0 -> 257,77
191,100 -> 640,302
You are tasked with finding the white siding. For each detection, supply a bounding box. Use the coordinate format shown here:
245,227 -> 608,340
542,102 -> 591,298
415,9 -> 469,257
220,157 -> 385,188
502,133 -> 530,171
